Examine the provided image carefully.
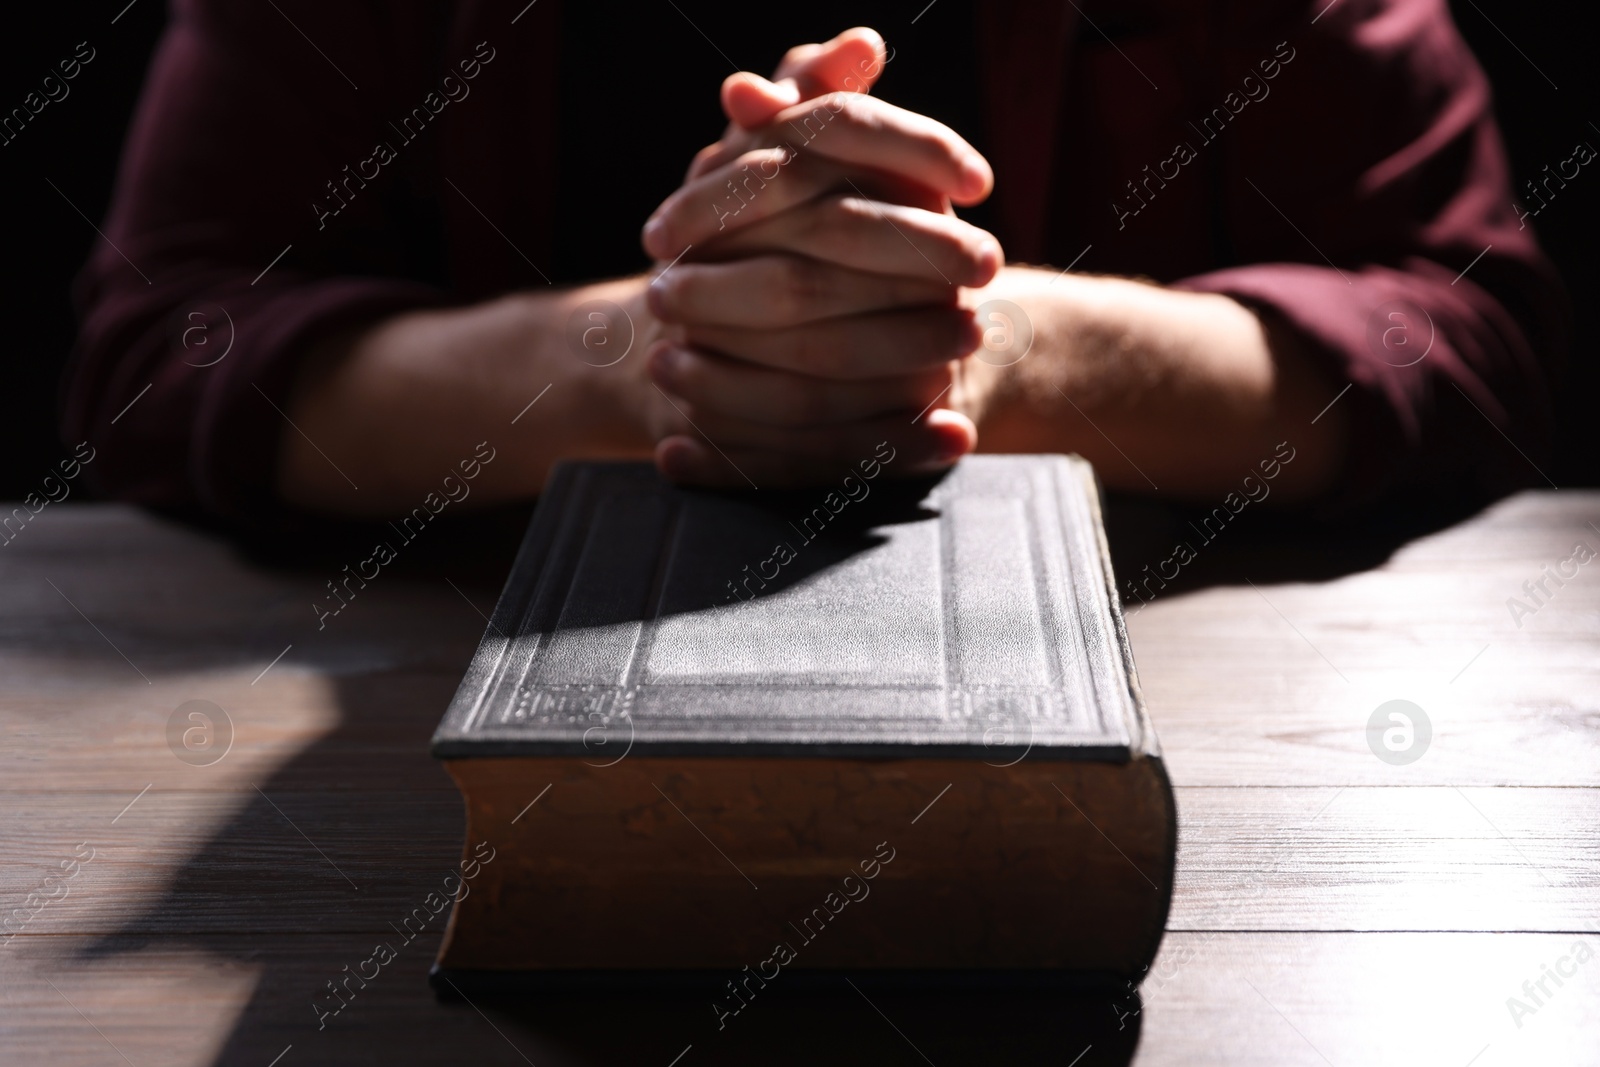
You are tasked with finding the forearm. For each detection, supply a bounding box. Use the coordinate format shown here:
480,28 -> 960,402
277,278 -> 658,515
967,268 -> 1348,502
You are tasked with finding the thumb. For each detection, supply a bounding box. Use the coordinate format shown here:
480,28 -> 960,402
687,27 -> 886,180
723,26 -> 887,130
922,407 -> 978,468
777,27 -> 887,98
720,71 -> 801,131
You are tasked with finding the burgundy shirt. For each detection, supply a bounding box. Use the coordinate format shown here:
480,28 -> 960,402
63,0 -> 1567,529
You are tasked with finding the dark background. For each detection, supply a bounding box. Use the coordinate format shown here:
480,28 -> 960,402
2,0 -> 1594,500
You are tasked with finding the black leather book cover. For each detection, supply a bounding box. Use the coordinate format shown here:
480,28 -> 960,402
432,454 -> 1158,764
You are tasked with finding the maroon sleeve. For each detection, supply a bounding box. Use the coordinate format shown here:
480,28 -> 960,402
1172,0 -> 1568,508
61,0 -> 446,529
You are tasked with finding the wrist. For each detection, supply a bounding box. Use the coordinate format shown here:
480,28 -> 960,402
278,276 -> 670,515
957,266 -> 1343,500
531,274 -> 670,461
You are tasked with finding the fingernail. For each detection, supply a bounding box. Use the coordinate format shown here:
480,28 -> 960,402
960,154 -> 990,194
976,238 -> 1002,279
646,276 -> 671,318
657,436 -> 698,481
648,343 -> 683,383
642,216 -> 667,255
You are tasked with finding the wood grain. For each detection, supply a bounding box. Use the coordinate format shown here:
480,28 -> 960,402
2,785 -> 1595,936
2,494 -> 1598,1065
2,933 -> 1593,1066
1122,492 -> 1600,787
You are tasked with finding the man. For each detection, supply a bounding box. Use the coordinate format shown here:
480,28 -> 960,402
64,1 -> 1564,528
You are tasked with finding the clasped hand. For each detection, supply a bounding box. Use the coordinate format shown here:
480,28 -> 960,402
636,28 -> 1005,487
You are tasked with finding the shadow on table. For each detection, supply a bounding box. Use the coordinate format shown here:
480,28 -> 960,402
428,983 -> 1144,1066
1101,488 -> 1490,605
62,486 -> 1146,1066
63,477 -> 1486,1066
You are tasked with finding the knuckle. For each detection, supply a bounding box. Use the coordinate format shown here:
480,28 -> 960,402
924,132 -> 962,170
775,256 -> 828,322
818,90 -> 855,117
667,348 -> 705,399
924,227 -> 974,279
653,268 -> 689,316
817,197 -> 870,258
904,111 -> 960,164
733,146 -> 778,171
773,147 -> 816,191
832,193 -> 874,220
688,141 -> 728,181
724,148 -> 783,191
732,147 -> 796,202
781,44 -> 815,70
829,91 -> 873,129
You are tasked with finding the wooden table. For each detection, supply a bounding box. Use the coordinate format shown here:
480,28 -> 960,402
3,493 -> 1597,1066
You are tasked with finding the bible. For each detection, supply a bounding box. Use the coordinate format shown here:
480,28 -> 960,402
431,454 -> 1174,988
